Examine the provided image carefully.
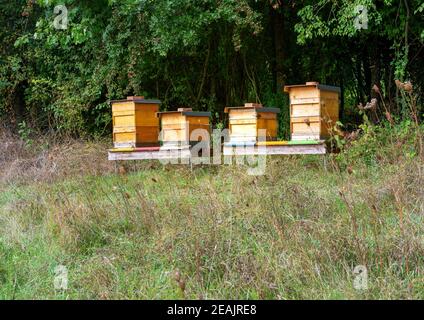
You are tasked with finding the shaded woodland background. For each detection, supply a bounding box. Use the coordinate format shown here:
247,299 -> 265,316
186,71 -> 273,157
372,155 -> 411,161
1,0 -> 423,138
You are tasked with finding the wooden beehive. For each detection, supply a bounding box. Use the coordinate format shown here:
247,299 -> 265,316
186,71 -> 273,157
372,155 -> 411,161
284,82 -> 340,141
225,103 -> 280,142
111,96 -> 161,148
157,108 -> 211,146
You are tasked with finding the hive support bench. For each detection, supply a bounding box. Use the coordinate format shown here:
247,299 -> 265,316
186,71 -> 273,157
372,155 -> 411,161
108,141 -> 328,172
222,141 -> 326,156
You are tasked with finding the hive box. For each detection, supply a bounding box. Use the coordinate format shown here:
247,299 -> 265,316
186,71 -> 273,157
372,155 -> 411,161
157,108 -> 211,147
225,103 -> 280,142
284,82 -> 340,141
111,96 -> 161,148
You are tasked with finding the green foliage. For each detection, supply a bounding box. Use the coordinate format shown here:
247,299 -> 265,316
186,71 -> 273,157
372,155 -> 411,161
340,118 -> 381,167
18,121 -> 34,147
262,91 -> 290,140
294,0 -> 424,114
0,0 -> 423,136
336,116 -> 421,169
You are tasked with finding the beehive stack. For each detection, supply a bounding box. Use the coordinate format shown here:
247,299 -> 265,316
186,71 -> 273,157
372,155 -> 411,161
111,96 -> 161,148
157,108 -> 211,147
284,82 -> 340,141
225,103 -> 280,143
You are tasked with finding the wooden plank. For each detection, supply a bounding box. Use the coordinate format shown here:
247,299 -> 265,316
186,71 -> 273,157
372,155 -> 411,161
108,149 -> 191,161
113,126 -> 137,133
161,123 -> 187,130
289,86 -> 320,99
160,144 -> 190,150
113,142 -> 160,148
161,128 -> 188,142
223,144 -> 326,156
229,123 -> 257,137
228,119 -> 257,124
160,113 -> 185,123
228,136 -> 258,142
290,98 -> 321,104
291,86 -> 319,97
228,109 -> 257,119
109,147 -> 136,152
109,143 -> 326,161
291,104 -> 320,117
224,141 -> 257,147
114,125 -> 158,133
109,146 -> 161,153
113,142 -> 136,148
113,132 -> 135,143
113,114 -> 135,127
291,121 -> 320,135
112,102 -> 135,112
291,135 -> 320,141
256,141 -> 289,146
287,140 -> 323,145
291,116 -> 321,123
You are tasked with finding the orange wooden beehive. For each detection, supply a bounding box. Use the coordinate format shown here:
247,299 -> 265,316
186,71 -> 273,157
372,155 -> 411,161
284,82 -> 340,141
157,108 -> 211,147
111,96 -> 161,148
225,103 -> 280,142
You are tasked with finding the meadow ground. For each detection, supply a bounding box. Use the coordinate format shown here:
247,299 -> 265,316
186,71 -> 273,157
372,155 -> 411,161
0,126 -> 423,300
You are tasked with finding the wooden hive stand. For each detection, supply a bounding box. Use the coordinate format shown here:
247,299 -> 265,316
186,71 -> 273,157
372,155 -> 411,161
111,96 -> 161,148
284,82 -> 341,141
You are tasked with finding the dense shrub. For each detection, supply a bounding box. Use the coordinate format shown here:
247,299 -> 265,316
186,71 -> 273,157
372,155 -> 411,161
1,1 -> 423,136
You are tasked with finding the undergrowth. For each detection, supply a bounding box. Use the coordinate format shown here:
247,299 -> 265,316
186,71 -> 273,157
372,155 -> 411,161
0,116 -> 423,299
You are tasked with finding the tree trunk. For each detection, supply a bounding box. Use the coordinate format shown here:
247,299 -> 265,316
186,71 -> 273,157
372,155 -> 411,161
355,56 -> 364,105
12,81 -> 27,128
370,39 -> 382,122
370,43 -> 381,100
363,48 -> 372,103
271,5 -> 285,92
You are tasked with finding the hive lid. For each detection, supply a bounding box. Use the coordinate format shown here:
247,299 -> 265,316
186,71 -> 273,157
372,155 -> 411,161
156,110 -> 211,117
244,103 -> 263,108
111,96 -> 162,104
224,106 -> 280,113
283,82 -> 341,94
127,96 -> 145,100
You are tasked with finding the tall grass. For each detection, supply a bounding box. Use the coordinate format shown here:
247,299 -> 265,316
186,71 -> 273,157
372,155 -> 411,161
0,90 -> 423,299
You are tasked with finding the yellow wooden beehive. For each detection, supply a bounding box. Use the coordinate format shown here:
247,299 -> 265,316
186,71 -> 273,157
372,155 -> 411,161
111,96 -> 161,148
284,82 -> 340,141
157,108 -> 211,146
225,103 -> 280,142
